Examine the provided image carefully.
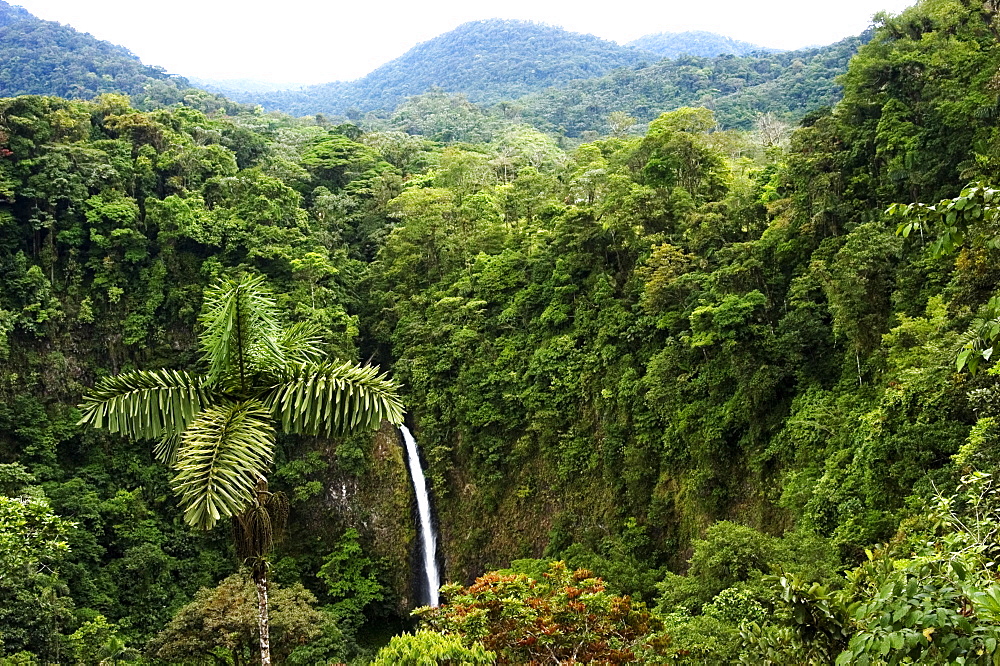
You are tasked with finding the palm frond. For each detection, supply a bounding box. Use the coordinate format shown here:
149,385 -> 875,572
280,321 -> 327,364
263,361 -> 405,437
172,400 -> 275,530
153,432 -> 182,466
78,369 -> 209,441
199,274 -> 286,391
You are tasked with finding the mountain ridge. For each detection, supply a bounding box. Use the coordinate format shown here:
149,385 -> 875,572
0,0 -> 249,113
0,0 -> 171,99
0,4 -> 854,134
515,33 -> 866,134
220,19 -> 660,115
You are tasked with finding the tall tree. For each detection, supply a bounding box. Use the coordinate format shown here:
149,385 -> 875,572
78,273 -> 404,665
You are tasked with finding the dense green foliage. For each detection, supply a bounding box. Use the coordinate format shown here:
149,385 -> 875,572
736,473 -> 1000,664
370,0 -> 1000,659
0,0 -> 168,99
0,94 -> 413,660
228,20 -> 855,135
368,35 -> 859,143
223,25 -> 858,137
5,0 -> 1000,661
146,573 -> 345,664
0,489 -> 71,581
516,34 -> 866,134
0,1 -> 859,140
627,30 -> 781,58
370,631 -> 494,665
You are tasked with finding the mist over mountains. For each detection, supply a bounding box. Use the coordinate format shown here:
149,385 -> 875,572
206,19 -> 853,132
626,30 -> 781,58
211,20 -> 658,115
0,1 -> 849,131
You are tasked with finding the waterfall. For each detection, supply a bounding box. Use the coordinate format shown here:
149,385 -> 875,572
400,425 -> 440,607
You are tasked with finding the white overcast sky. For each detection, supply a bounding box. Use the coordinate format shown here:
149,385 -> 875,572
12,0 -> 917,86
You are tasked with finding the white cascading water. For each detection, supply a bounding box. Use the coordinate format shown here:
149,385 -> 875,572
400,425 -> 440,606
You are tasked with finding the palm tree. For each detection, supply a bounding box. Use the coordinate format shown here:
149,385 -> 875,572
95,635 -> 141,664
78,273 -> 404,665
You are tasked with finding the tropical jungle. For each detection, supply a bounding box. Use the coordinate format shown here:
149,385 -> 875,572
4,0 -> 1000,662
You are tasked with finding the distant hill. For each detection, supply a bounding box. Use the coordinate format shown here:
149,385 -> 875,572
0,2 -> 861,136
233,19 -> 659,116
0,1 -> 248,112
0,0 -> 174,98
516,33 -> 867,134
627,30 -> 781,58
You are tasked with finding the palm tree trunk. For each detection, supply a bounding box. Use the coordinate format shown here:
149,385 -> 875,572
255,570 -> 271,666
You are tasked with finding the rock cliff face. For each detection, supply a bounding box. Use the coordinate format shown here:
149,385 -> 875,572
433,449 -> 621,582
402,410 -> 791,589
287,423 -> 416,612
355,425 -> 417,608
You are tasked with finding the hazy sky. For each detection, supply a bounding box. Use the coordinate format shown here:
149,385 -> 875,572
12,0 -> 917,86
